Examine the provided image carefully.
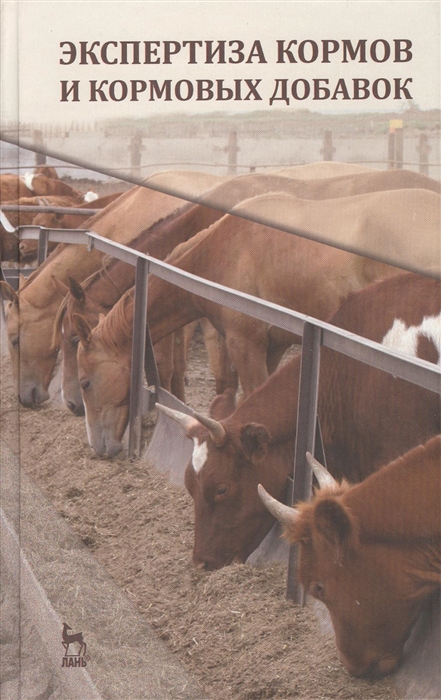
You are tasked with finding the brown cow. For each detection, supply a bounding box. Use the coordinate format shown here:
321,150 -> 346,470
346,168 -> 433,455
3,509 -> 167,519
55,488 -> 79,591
258,435 -> 441,679
198,167 -> 440,212
274,161 -> 377,178
30,192 -> 122,231
72,187 -> 440,459
34,166 -> 59,179
156,272 -> 440,570
52,198 -> 238,415
0,176 -> 222,408
59,168 -> 439,416
17,193 -> 123,260
0,172 -> 83,202
0,195 -> 81,261
53,169 -> 348,415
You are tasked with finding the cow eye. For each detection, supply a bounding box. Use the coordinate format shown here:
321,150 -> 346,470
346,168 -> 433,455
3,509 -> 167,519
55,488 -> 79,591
71,335 -> 80,347
10,336 -> 19,348
309,582 -> 325,600
81,379 -> 90,391
215,484 -> 229,500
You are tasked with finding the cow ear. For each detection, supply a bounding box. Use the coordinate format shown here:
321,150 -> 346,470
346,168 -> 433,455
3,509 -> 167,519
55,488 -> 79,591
18,274 -> 28,289
209,388 -> 236,420
240,423 -> 271,466
68,276 -> 85,304
0,281 -> 19,305
51,275 -> 69,298
314,498 -> 359,562
71,313 -> 93,346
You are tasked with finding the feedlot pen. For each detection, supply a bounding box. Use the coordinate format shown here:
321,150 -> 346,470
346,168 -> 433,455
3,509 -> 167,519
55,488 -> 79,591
1,169 -> 440,699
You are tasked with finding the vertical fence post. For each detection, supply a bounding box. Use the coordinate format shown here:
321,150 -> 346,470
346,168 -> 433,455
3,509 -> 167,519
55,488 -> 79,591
286,322 -> 322,603
395,128 -> 404,169
130,130 -> 143,178
37,228 -> 49,267
128,257 -> 149,458
388,119 -> 403,169
321,130 -> 334,161
33,130 -> 46,166
227,131 -> 239,174
418,133 -> 430,176
388,131 -> 395,169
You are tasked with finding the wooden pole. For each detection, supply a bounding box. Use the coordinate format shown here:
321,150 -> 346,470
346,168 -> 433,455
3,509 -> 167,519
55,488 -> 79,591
227,131 -> 239,175
321,130 -> 335,161
418,133 -> 430,176
33,130 -> 46,166
130,130 -> 144,177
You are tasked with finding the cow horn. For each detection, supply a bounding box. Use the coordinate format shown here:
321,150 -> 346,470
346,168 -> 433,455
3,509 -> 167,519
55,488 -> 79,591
306,452 -> 338,490
193,411 -> 226,446
257,484 -> 299,526
155,403 -> 200,433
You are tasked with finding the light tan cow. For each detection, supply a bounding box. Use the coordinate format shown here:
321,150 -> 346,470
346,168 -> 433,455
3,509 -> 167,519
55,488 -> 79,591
73,187 -> 440,457
0,175 -> 222,407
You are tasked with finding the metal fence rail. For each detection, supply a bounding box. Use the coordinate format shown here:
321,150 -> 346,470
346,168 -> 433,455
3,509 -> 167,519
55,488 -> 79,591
9,223 -> 440,602
1,204 -> 99,216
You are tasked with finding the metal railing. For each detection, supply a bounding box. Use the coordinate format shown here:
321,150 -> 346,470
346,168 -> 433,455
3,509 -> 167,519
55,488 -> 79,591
9,223 -> 441,603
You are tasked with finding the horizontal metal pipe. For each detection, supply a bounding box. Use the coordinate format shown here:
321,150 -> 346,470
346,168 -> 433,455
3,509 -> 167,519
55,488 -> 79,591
16,225 -> 441,396
80,230 -> 441,395
1,204 -> 99,216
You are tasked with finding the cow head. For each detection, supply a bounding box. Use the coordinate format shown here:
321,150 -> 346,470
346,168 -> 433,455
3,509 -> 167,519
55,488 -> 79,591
0,278 -> 61,407
157,404 -> 291,570
73,312 -> 131,457
55,276 -> 107,416
258,455 -> 438,679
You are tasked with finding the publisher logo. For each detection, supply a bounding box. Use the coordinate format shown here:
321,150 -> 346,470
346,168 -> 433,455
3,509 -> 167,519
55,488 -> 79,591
61,622 -> 87,668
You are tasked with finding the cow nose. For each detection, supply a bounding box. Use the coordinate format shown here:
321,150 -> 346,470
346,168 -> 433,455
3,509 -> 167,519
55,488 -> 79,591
373,655 -> 400,678
66,401 -> 85,416
193,557 -> 217,571
341,652 -> 400,679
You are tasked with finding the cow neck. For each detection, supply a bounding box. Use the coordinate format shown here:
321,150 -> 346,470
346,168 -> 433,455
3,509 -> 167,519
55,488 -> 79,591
343,436 -> 441,542
147,275 -> 201,345
20,246 -> 105,309
225,353 -> 301,443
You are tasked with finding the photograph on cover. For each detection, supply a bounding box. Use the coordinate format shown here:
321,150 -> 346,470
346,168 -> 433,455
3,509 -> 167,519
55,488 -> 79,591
0,1 -> 440,698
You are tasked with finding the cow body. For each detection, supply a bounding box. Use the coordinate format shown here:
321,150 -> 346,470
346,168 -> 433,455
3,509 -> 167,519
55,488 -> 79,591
158,272 -> 440,570
0,172 -> 82,202
0,195 -> 82,261
145,188 -> 440,397
198,168 -> 440,213
259,435 -> 441,679
73,188 -> 440,458
63,170 -> 440,417
29,192 -> 123,233
62,166 -> 409,415
274,161 -> 376,178
53,200 -> 228,413
0,180 -> 218,407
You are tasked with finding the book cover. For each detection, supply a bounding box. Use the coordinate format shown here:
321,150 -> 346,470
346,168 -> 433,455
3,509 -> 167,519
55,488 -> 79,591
0,1 -> 440,699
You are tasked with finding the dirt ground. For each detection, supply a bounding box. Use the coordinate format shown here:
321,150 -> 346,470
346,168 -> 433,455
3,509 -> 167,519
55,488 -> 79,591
0,324 -> 400,700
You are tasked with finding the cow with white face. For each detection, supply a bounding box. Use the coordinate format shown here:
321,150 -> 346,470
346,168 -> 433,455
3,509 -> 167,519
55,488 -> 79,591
158,272 -> 440,571
157,405 -> 288,569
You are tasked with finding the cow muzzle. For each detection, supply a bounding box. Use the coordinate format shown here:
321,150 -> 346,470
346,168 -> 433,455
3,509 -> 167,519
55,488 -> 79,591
19,384 -> 50,408
340,650 -> 401,679
192,551 -> 241,571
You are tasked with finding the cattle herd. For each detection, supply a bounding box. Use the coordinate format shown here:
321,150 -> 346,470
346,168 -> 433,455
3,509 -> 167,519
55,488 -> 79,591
0,162 -> 440,684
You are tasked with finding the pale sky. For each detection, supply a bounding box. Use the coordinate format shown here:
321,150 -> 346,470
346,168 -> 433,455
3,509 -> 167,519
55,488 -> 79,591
1,0 -> 440,124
